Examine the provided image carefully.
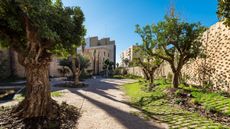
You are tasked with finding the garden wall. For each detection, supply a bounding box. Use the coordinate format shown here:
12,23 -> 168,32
126,62 -> 172,79
182,22 -> 230,92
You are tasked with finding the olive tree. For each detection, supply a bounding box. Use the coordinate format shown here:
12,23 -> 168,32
136,15 -> 206,88
133,45 -> 163,90
103,59 -> 114,77
0,0 -> 85,118
217,0 -> 230,27
59,54 -> 90,80
70,37 -> 86,85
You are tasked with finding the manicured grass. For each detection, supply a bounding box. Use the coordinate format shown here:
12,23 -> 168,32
191,91 -> 230,116
123,82 -> 230,129
51,91 -> 63,97
177,84 -> 230,116
112,74 -> 143,80
123,82 -> 152,102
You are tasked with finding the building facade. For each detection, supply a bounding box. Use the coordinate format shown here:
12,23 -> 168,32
120,45 -> 139,67
78,36 -> 116,74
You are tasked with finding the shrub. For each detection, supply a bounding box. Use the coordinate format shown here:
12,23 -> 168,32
190,98 -> 200,105
114,67 -> 122,75
122,68 -> 128,75
175,98 -> 184,105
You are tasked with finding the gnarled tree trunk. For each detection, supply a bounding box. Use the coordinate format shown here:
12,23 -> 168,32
74,69 -> 81,85
148,72 -> 154,91
142,68 -> 150,80
15,62 -> 52,118
71,55 -> 81,85
14,16 -> 54,118
172,71 -> 180,88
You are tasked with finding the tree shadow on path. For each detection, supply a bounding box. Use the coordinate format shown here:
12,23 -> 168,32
69,78 -> 163,129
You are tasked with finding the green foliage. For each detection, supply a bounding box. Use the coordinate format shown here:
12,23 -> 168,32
174,89 -> 184,97
112,74 -> 142,80
217,0 -> 230,27
123,81 -> 228,128
113,67 -> 122,75
103,59 -> 114,77
191,91 -> 230,116
79,55 -> 91,71
59,58 -> 72,70
135,14 -> 206,87
51,91 -> 63,97
0,0 -> 85,59
103,59 -> 114,70
59,55 -> 90,73
177,84 -> 230,116
179,84 -> 203,92
132,45 -> 163,80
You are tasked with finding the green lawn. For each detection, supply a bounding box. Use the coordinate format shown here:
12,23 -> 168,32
51,91 -> 63,97
178,84 -> 230,116
112,74 -> 143,80
123,81 -> 230,129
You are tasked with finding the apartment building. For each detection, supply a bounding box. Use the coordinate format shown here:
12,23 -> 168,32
120,45 -> 139,67
78,36 -> 116,74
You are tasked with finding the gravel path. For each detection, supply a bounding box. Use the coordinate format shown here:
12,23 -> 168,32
0,78 -> 166,129
54,78 -> 166,129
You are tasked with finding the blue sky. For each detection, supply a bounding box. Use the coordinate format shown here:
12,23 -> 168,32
62,0 -> 218,63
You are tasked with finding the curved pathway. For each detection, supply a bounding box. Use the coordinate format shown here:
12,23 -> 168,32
54,78 -> 166,129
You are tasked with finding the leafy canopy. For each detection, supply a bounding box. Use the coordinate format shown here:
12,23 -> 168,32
217,0 -> 230,27
59,54 -> 90,71
132,45 -> 162,70
103,59 -> 114,70
136,15 -> 206,72
0,0 -> 85,57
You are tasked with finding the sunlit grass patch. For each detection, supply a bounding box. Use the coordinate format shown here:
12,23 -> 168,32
51,91 -> 63,97
14,94 -> 24,101
191,91 -> 230,116
112,74 -> 143,80
123,81 -> 230,129
178,84 -> 230,116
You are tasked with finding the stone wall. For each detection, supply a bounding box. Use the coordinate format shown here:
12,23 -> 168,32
126,62 -> 172,79
11,53 -> 64,78
127,67 -> 144,77
182,22 -> 230,92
